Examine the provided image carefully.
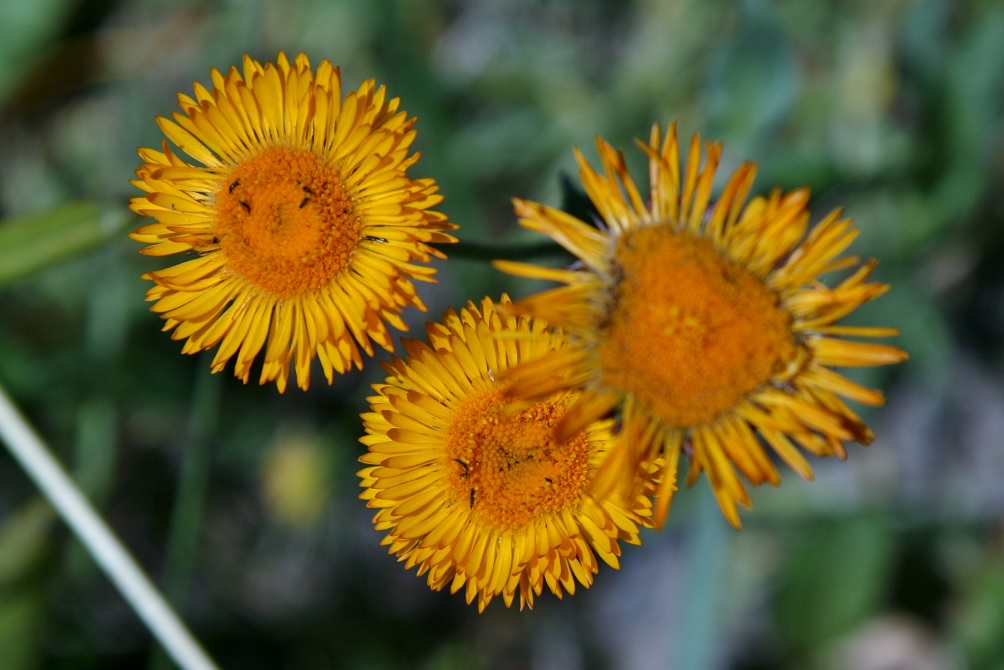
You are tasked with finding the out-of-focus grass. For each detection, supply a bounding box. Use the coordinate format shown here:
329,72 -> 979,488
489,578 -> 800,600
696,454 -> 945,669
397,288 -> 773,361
0,0 -> 1002,668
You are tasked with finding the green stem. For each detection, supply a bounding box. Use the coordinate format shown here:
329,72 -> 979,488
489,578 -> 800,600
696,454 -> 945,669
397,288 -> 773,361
678,485 -> 732,670
148,371 -> 221,670
0,381 -> 219,670
449,239 -> 567,262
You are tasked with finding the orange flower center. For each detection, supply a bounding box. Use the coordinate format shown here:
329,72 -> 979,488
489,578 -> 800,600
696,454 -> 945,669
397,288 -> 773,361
444,387 -> 591,532
215,146 -> 361,298
599,225 -> 797,428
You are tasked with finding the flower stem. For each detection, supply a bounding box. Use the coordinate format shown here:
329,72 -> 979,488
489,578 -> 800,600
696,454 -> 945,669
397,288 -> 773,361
0,382 -> 219,670
450,238 -> 567,261
148,371 -> 221,670
678,485 -> 732,670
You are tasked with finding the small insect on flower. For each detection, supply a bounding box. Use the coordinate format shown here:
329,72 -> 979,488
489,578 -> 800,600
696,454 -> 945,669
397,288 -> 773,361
358,295 -> 661,612
130,52 -> 457,392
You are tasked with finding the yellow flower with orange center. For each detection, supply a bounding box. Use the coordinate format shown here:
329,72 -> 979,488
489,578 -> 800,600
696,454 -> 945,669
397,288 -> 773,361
130,52 -> 456,391
358,295 -> 658,611
495,123 -> 908,528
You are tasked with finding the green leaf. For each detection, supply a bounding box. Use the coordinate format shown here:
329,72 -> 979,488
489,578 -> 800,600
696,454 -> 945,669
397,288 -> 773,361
0,202 -> 126,288
775,514 -> 897,659
0,498 -> 55,587
0,499 -> 56,670
0,588 -> 45,670
0,0 -> 76,105
705,5 -> 799,143
952,560 -> 1004,669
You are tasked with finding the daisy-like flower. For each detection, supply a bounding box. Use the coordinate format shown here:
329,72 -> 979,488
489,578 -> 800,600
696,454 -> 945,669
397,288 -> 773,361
494,123 -> 908,528
130,52 -> 456,391
358,295 -> 658,611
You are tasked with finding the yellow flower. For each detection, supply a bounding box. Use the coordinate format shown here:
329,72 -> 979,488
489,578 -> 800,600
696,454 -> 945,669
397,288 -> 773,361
494,123 -> 908,528
358,295 -> 658,612
130,52 -> 456,392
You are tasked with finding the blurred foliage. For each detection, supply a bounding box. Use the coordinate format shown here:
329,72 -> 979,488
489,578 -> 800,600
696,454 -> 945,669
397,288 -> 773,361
0,0 -> 1002,669
0,202 -> 127,288
774,514 -> 898,657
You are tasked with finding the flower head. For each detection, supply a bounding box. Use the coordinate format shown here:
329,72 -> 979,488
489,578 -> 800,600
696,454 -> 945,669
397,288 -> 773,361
358,295 -> 658,611
131,52 -> 456,391
495,123 -> 908,528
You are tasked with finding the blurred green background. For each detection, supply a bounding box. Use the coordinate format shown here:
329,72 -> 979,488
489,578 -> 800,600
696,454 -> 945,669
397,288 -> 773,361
1,0 -> 1002,668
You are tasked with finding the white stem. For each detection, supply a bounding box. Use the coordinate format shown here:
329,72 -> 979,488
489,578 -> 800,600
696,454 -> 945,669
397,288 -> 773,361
0,383 -> 219,670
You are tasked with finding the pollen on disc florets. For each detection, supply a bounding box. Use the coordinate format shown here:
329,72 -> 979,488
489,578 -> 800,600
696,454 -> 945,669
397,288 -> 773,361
215,146 -> 361,298
445,386 -> 591,532
599,224 -> 798,428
